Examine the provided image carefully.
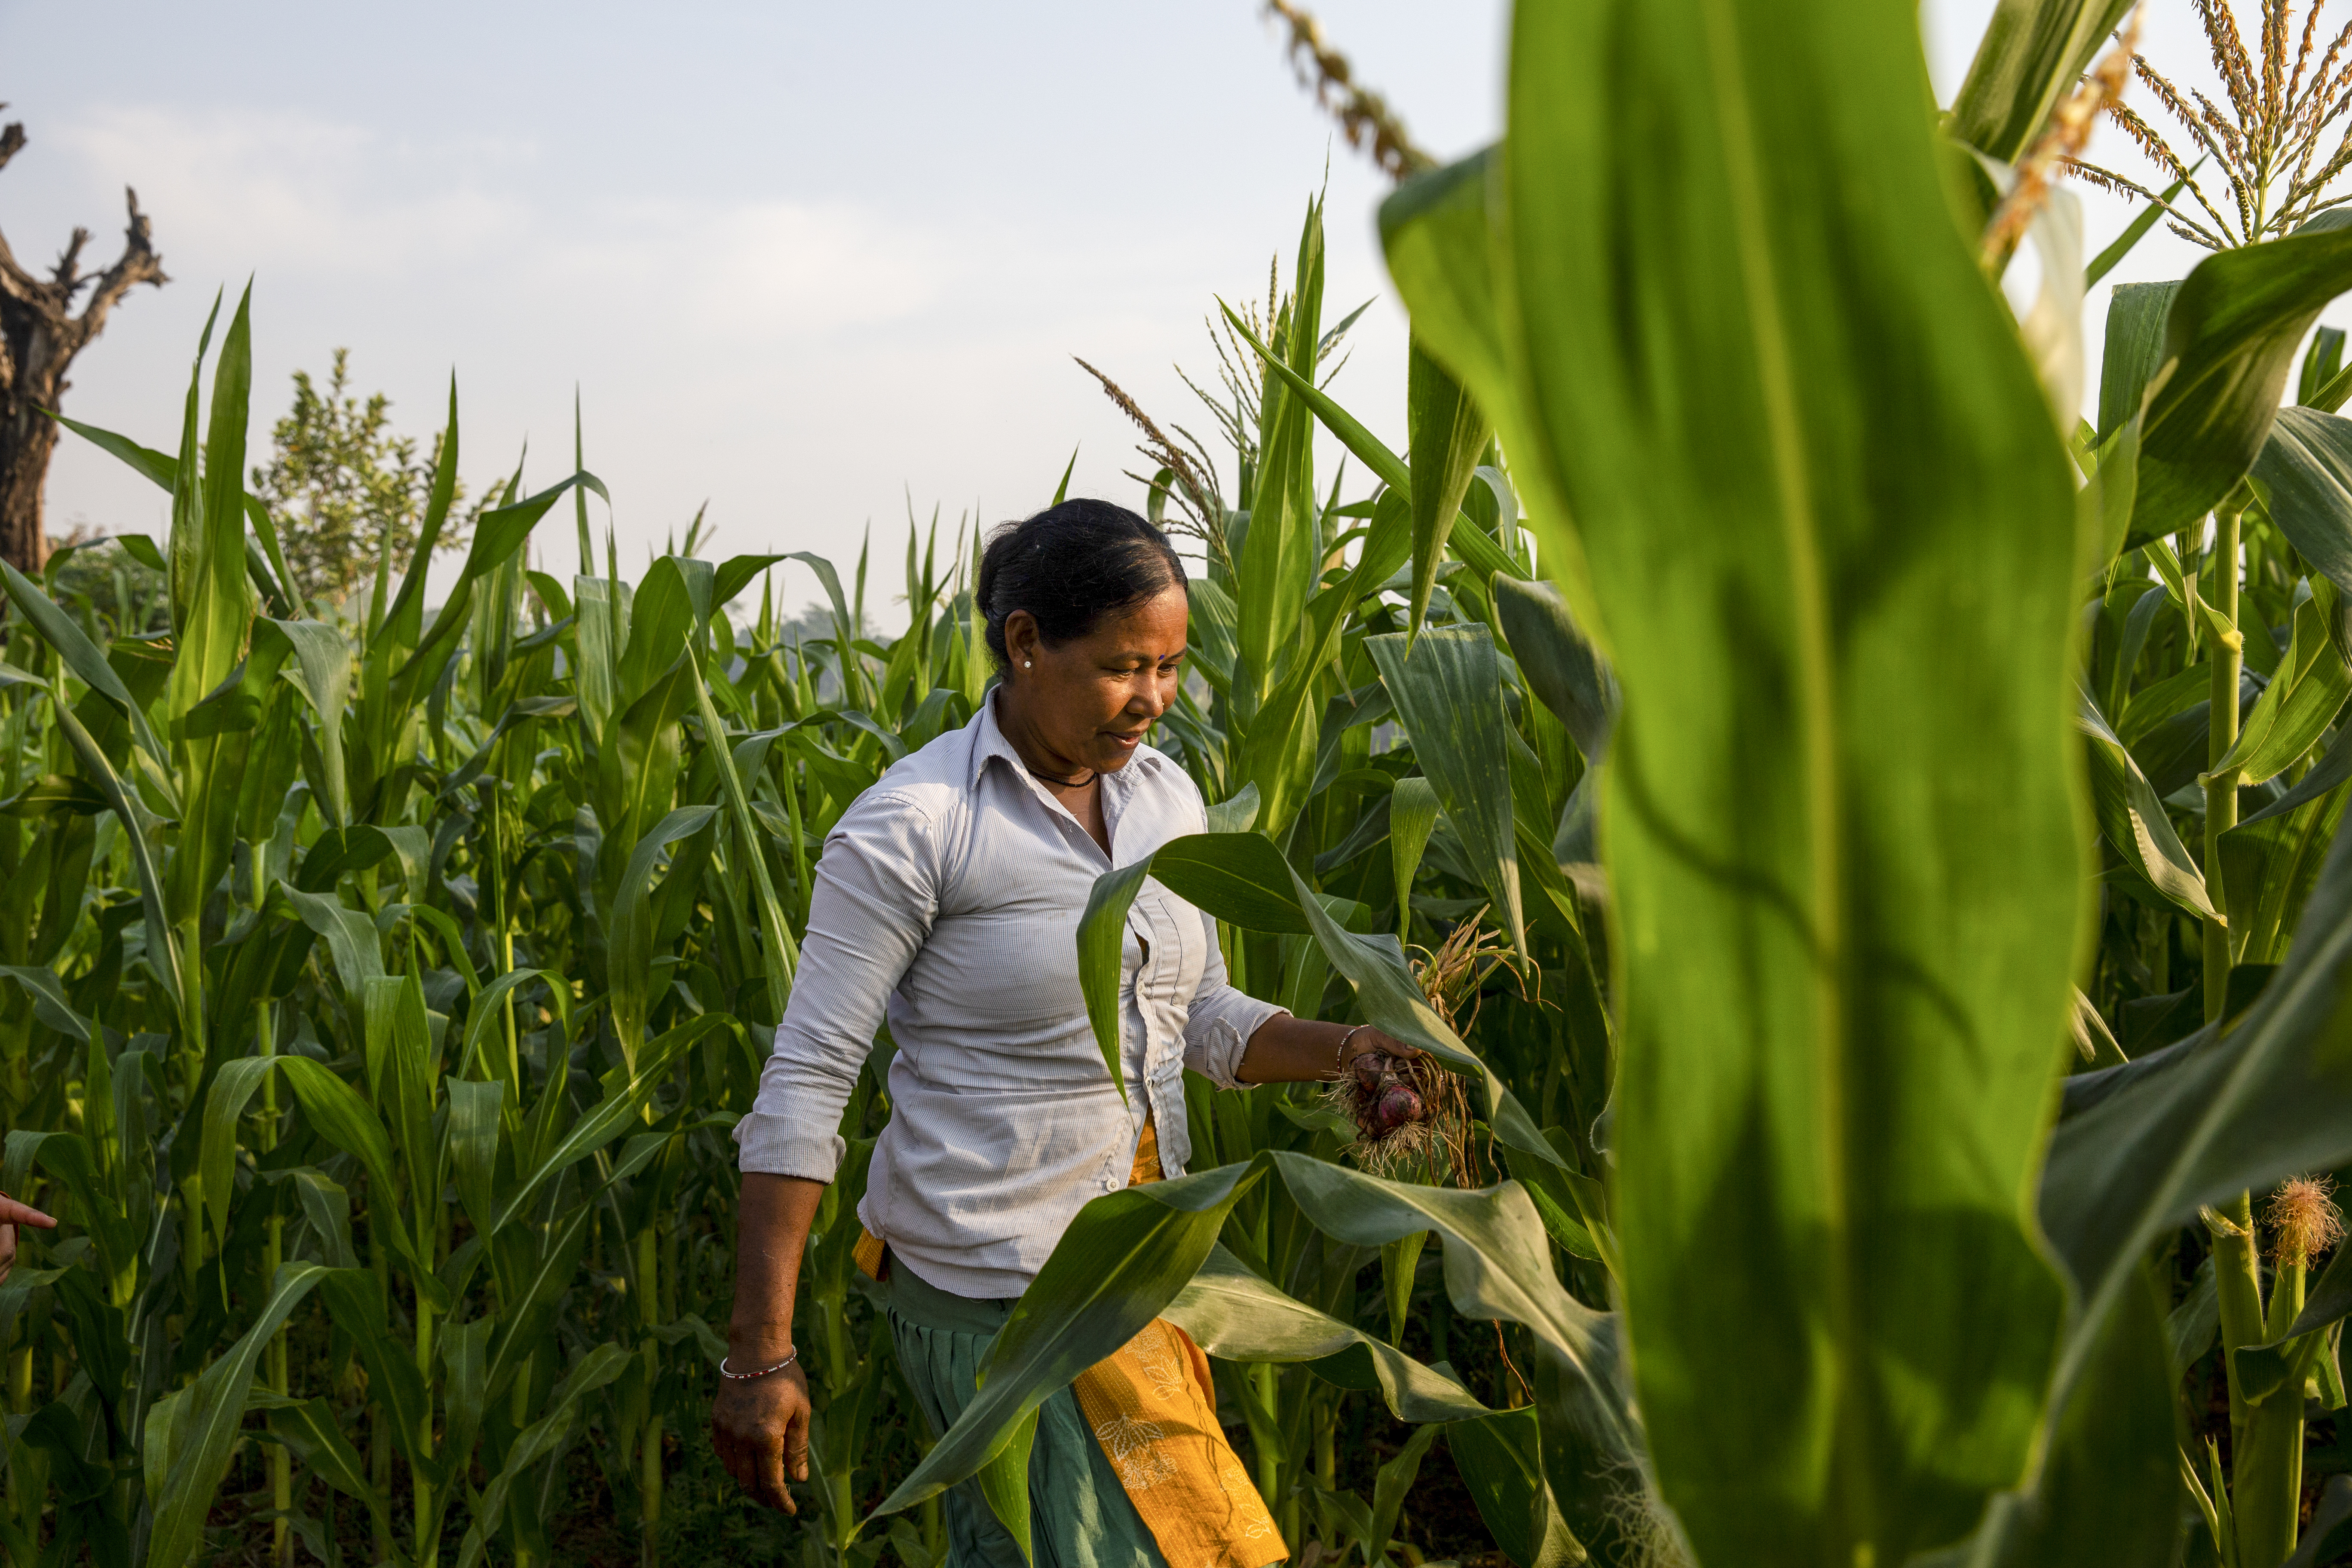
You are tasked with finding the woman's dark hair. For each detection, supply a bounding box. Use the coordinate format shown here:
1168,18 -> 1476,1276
976,499 -> 1186,670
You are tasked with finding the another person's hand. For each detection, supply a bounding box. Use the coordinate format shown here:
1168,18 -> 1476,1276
710,1357 -> 812,1514
0,1192 -> 58,1287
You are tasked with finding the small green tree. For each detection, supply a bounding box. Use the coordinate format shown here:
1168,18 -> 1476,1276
251,349 -> 471,605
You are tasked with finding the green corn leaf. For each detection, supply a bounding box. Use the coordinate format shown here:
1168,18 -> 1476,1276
316,1268 -> 436,1479
2287,1483 -> 2352,1568
2223,779 -> 2352,968
273,1056 -> 428,1287
145,1263 -> 336,1568
1144,831 -> 1315,934
0,965 -> 101,1043
1366,628 -> 1523,951
973,1409 -> 1039,1567
2077,695 -> 2218,920
1405,340 -> 1491,642
1382,1229 -> 1427,1345
1221,297 -> 1405,499
786,551 -> 865,709
442,694 -> 578,799
863,1160 -> 1271,1528
616,555 -> 705,707
714,552 -> 787,611
1379,150 -> 1586,634
482,1202 -> 598,1406
606,805 -> 720,1065
361,974 -> 437,1194
2080,414 -> 2143,570
2208,581 -> 2352,785
1448,1406 -> 1585,1568
2252,406 -> 2352,596
1167,1244 -> 1486,1423
456,967 -> 570,1085
160,286 -> 260,949
267,1391 -> 386,1514
52,700 -> 181,1019
0,561 -> 167,767
279,1168 -> 356,1271
1227,208 -> 1326,719
1388,778 -> 1440,940
445,1078 -> 503,1240
1368,1422 -> 1445,1564
12,1130 -> 138,1308
594,662 -> 698,907
1233,487 -> 1414,839
2040,827 -> 2352,1514
1946,0 -> 2136,162
168,281 -> 257,726
266,1396 -> 387,1522
375,377 -> 464,656
1185,578 -> 1239,697
253,618 -> 355,827
1204,781 -> 1259,835
294,825 -> 413,894
491,1014 -> 725,1234
2124,214 -> 2352,542
431,1314 -> 495,1538
49,410 -> 177,491
456,1342 -> 634,1568
1075,860 -> 1152,1106
1493,576 -> 1616,766
394,471 -> 601,713
2095,280 -> 2179,442
573,574 -> 631,739
199,1057 -> 279,1255
1385,1 -> 2090,1559
278,886 -> 384,998
1913,1265 -> 2177,1568
867,1155 -> 1630,1541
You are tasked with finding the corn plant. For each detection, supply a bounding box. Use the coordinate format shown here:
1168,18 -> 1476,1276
854,2 -> 2352,1567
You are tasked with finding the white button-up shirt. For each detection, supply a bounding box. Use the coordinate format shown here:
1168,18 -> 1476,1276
732,692 -> 1286,1299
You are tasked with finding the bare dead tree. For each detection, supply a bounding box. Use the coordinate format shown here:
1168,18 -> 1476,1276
0,108 -> 166,573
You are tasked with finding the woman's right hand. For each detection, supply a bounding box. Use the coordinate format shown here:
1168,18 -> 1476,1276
710,1359 -> 813,1513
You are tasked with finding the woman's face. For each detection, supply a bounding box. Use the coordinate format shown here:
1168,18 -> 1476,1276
1004,585 -> 1189,774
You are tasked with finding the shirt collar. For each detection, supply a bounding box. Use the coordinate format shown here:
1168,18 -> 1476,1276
971,687 -> 1167,793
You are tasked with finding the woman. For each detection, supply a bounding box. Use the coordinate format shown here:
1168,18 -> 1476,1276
711,499 -> 1411,1567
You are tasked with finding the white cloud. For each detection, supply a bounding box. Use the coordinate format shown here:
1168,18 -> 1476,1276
553,197 -> 948,340
58,106 -> 530,272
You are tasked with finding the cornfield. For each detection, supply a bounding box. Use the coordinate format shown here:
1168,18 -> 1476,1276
20,0 -> 2352,1564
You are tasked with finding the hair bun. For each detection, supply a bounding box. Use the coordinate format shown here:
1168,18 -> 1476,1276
975,499 -> 1185,673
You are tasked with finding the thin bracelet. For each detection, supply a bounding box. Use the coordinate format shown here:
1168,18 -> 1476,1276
720,1350 -> 800,1381
1328,1025 -> 1371,1080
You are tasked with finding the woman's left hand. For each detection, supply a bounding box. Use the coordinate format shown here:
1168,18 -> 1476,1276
1237,1015 -> 1422,1087
1343,1026 -> 1419,1086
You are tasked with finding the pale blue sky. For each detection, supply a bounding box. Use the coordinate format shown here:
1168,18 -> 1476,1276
0,2 -> 2323,613
2,2 -> 1509,608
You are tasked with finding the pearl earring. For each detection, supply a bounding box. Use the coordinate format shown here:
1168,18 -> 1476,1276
1023,660 -> 1032,668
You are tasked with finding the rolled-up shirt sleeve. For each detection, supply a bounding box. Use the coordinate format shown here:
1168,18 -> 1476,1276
733,789 -> 938,1180
1180,909 -> 1287,1089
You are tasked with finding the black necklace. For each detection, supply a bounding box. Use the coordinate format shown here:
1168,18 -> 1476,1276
1026,762 -> 1097,789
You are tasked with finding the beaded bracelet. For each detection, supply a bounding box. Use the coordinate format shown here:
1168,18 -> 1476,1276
720,1350 -> 800,1381
1327,1025 -> 1371,1080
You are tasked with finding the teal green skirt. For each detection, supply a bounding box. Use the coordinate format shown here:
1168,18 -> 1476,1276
886,1257 -> 1170,1568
